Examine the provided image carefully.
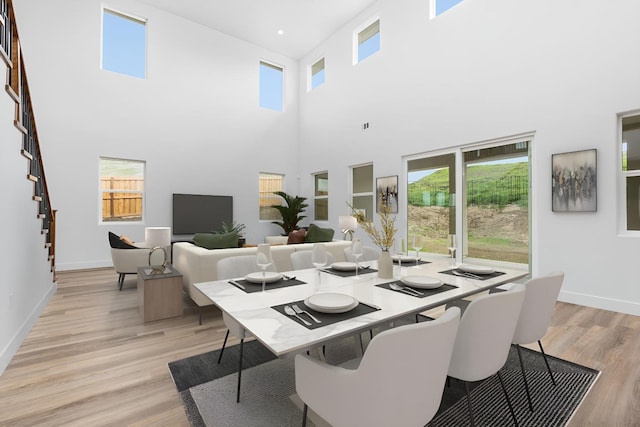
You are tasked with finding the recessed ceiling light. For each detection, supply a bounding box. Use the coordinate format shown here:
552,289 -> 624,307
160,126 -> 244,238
277,29 -> 284,35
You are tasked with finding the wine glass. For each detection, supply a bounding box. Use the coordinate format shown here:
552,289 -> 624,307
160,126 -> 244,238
311,243 -> 328,286
393,240 -> 405,279
256,252 -> 272,292
411,235 -> 422,266
447,234 -> 457,267
351,239 -> 363,280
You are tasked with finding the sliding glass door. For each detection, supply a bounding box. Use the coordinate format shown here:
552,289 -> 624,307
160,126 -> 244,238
407,137 -> 531,268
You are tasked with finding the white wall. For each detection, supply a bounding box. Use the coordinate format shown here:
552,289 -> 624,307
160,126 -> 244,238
0,57 -> 56,372
13,0 -> 301,271
298,0 -> 640,315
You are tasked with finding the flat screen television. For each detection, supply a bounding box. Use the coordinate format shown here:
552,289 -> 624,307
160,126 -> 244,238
172,193 -> 233,235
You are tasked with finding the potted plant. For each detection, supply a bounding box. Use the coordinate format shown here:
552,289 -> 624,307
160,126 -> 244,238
271,191 -> 308,235
347,199 -> 397,278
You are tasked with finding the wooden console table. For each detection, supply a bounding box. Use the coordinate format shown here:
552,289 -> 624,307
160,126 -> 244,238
137,264 -> 183,322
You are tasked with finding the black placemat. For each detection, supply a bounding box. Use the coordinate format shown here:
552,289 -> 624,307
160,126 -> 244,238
321,266 -> 377,278
439,268 -> 506,281
392,258 -> 431,266
376,280 -> 457,298
271,299 -> 380,330
228,277 -> 306,293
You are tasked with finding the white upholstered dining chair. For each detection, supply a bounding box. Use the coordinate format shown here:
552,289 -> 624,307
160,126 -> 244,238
216,255 -> 277,403
447,284 -> 526,426
289,250 -> 334,270
343,245 -> 379,262
507,271 -> 565,411
295,306 -> 461,427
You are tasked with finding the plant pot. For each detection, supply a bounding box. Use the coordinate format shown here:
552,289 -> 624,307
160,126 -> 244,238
378,250 -> 393,279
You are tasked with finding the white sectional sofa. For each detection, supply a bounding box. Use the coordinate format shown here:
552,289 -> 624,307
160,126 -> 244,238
173,240 -> 352,307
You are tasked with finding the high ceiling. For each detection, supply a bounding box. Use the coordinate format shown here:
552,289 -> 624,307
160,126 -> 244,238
136,0 -> 378,59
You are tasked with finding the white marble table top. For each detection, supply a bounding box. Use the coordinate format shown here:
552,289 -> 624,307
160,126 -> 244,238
194,259 -> 528,357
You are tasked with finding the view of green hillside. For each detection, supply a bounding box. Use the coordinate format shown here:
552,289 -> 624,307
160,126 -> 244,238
408,162 -> 528,207
408,162 -> 529,264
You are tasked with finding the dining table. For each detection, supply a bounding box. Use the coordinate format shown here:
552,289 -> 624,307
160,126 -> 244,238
193,257 -> 529,358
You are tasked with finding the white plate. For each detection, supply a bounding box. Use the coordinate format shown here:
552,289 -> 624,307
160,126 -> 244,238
391,255 -> 418,262
401,275 -> 443,289
244,271 -> 283,284
458,264 -> 495,275
304,293 -> 358,314
331,262 -> 358,271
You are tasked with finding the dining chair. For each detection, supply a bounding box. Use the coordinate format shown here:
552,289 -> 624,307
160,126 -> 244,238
448,284 -> 526,426
216,255 -> 277,403
505,271 -> 565,412
290,250 -> 334,270
295,307 -> 461,427
343,245 -> 380,262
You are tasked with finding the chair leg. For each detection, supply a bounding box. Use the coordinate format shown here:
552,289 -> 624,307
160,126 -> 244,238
463,380 -> 476,427
236,338 -> 244,403
538,340 -> 556,385
302,403 -> 308,427
118,274 -> 125,290
217,329 -> 230,363
515,344 -> 534,412
497,371 -> 519,426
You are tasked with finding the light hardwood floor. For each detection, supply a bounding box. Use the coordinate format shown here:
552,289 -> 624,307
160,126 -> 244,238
0,268 -> 639,426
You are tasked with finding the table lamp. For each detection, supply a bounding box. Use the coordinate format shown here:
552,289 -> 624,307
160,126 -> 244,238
145,227 -> 171,274
339,215 -> 357,240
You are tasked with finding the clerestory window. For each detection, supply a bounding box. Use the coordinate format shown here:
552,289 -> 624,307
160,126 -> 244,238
102,9 -> 146,79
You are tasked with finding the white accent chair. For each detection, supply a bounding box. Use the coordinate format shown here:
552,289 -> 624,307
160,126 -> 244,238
216,255 -> 277,403
448,284 -> 526,426
343,245 -> 380,262
507,271 -> 565,411
290,249 -> 334,270
295,307 -> 461,427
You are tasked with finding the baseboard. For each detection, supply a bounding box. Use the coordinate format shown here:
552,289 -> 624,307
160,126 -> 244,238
559,290 -> 640,316
0,281 -> 57,375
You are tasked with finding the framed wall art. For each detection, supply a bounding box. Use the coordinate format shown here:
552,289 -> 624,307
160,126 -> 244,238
551,149 -> 597,212
376,175 -> 398,213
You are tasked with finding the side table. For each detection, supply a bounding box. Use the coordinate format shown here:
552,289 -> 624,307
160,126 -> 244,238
137,264 -> 183,322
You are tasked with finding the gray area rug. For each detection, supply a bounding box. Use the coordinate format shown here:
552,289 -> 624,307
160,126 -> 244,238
168,339 -> 599,427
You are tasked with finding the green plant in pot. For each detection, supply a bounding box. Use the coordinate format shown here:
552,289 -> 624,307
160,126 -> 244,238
215,221 -> 246,238
271,191 -> 308,235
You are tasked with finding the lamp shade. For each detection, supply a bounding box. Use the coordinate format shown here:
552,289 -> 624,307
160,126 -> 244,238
145,227 -> 171,248
339,215 -> 357,231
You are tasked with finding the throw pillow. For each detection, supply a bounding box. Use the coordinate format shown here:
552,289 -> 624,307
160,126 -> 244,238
108,231 -> 137,249
193,231 -> 238,249
287,229 -> 306,244
304,224 -> 335,243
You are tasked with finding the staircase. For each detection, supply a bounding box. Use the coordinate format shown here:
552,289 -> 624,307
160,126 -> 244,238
1,0 -> 56,277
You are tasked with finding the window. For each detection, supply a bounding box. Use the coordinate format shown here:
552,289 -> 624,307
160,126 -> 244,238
259,61 -> 284,111
259,173 -> 284,220
100,157 -> 145,222
309,57 -> 325,90
355,19 -> 380,64
102,9 -> 146,79
621,114 -> 640,230
430,0 -> 464,18
0,0 -> 11,61
314,172 -> 329,221
351,164 -> 374,222
406,137 -> 531,267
